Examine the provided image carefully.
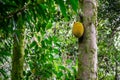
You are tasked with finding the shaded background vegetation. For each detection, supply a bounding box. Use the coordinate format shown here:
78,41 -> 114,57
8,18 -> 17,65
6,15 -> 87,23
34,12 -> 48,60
98,0 -> 120,79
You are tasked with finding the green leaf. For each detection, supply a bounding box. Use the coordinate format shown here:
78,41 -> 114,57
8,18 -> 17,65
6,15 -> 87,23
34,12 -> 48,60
0,51 -> 11,56
57,71 -> 63,79
69,0 -> 78,13
46,21 -> 52,30
56,0 -> 67,18
59,65 -> 66,70
53,48 -> 59,54
66,59 -> 72,64
30,41 -> 36,48
0,69 -> 8,78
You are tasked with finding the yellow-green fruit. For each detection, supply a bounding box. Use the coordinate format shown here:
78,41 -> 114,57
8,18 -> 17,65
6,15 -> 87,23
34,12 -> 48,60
72,22 -> 84,38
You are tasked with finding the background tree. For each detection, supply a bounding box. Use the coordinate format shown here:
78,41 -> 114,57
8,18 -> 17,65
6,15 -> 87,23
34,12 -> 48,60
12,15 -> 25,80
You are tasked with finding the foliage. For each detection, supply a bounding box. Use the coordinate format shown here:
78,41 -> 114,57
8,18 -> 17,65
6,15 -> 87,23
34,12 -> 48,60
98,0 -> 120,79
0,0 -> 78,79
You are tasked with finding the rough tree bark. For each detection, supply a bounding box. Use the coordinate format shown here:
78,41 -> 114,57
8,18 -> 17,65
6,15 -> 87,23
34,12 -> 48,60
11,15 -> 25,80
77,0 -> 97,80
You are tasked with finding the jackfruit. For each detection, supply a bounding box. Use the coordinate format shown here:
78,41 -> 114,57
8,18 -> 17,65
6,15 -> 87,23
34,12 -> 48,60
72,22 -> 84,38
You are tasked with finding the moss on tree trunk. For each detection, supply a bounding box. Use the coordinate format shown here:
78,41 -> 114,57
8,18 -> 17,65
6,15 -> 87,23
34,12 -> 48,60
77,0 -> 97,80
11,15 -> 25,80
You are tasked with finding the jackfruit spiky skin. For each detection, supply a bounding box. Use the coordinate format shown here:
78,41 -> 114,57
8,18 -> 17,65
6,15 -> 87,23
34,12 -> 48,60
72,22 -> 84,38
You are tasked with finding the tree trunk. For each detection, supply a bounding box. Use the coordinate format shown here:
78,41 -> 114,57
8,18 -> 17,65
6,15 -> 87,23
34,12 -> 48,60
77,0 -> 97,80
11,15 -> 25,80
